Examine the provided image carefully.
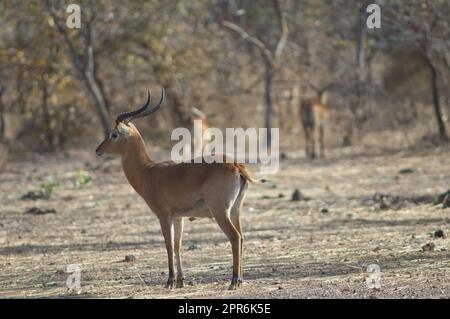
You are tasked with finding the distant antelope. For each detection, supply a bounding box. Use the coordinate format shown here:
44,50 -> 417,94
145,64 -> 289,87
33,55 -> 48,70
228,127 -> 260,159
96,89 -> 256,290
186,106 -> 216,148
300,84 -> 332,159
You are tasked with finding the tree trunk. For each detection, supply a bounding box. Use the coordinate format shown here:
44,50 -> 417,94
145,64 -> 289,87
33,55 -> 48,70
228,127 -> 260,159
426,57 -> 448,141
46,0 -> 111,135
264,59 -> 274,148
93,55 -> 110,111
0,75 -> 8,170
41,83 -> 54,150
83,10 -> 111,135
83,71 -> 111,135
0,82 -> 5,140
350,2 -> 368,144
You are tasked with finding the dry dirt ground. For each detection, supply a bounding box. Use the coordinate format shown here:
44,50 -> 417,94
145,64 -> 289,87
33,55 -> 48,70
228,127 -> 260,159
0,145 -> 449,299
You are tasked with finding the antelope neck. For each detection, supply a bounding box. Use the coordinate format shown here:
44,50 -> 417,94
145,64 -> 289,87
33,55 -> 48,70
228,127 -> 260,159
121,135 -> 153,196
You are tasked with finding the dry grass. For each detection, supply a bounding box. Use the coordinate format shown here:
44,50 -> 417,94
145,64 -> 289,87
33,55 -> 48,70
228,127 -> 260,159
0,144 -> 449,299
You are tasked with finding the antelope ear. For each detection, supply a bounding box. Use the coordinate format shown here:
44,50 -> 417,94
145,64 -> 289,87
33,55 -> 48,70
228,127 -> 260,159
117,123 -> 132,138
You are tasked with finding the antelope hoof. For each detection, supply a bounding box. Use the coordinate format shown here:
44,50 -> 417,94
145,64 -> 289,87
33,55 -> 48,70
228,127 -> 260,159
165,277 -> 174,289
176,277 -> 185,288
228,283 -> 237,290
228,277 -> 242,290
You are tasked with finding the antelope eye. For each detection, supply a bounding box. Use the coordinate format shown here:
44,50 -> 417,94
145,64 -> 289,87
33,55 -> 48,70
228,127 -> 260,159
109,132 -> 119,140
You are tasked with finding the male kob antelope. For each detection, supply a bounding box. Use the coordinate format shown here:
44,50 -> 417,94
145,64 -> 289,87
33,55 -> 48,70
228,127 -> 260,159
300,84 -> 332,159
96,89 -> 254,290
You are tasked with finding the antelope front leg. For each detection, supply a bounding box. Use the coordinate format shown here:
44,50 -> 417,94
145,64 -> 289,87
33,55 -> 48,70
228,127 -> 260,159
310,130 -> 316,159
319,123 -> 325,158
174,218 -> 185,288
159,216 -> 175,289
304,129 -> 311,158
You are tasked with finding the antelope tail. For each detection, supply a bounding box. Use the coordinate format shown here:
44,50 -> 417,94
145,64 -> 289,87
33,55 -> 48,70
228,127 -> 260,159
234,162 -> 267,183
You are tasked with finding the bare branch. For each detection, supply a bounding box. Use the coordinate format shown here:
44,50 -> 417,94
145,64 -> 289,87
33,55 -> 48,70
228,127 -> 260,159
222,0 -> 288,64
310,69 -> 347,94
45,0 -> 111,133
45,0 -> 84,72
222,20 -> 273,64
273,0 -> 288,60
84,0 -> 97,73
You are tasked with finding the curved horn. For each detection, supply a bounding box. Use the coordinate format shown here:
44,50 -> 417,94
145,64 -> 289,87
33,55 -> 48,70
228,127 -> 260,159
115,90 -> 151,124
124,88 -> 165,123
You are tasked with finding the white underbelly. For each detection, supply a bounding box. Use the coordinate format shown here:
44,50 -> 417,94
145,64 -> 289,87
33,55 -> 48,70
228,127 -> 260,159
172,199 -> 213,218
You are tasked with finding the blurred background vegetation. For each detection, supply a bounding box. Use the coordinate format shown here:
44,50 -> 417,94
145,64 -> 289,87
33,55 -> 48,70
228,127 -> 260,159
0,0 -> 449,160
